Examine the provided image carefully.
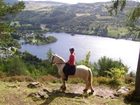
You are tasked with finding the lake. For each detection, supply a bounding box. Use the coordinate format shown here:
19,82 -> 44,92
20,32 -> 140,72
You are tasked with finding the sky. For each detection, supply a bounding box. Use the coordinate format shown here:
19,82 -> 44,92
20,0 -> 140,4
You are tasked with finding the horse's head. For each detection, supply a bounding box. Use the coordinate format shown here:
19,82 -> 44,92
51,54 -> 65,65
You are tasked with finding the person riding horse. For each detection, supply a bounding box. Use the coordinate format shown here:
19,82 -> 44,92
63,48 -> 76,81
51,53 -> 94,93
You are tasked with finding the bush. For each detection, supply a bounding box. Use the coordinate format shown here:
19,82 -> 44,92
93,56 -> 128,77
0,51 -> 60,78
108,79 -> 122,87
106,67 -> 126,79
105,67 -> 126,87
5,56 -> 29,76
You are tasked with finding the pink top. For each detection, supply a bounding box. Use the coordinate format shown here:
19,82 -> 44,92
68,53 -> 75,65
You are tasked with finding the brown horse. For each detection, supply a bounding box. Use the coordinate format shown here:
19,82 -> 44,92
51,54 -> 94,94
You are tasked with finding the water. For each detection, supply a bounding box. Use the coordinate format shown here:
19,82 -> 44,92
20,32 -> 140,72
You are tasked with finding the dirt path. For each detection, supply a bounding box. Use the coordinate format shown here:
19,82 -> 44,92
40,83 -> 116,99
59,84 -> 116,98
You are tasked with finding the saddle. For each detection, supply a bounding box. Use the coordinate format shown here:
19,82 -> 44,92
63,63 -> 76,81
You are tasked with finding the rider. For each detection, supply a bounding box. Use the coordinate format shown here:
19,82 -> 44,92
68,48 -> 75,66
63,48 -> 76,81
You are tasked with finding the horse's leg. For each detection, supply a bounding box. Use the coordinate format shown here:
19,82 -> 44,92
83,80 -> 94,94
60,78 -> 66,92
83,80 -> 89,94
89,86 -> 94,94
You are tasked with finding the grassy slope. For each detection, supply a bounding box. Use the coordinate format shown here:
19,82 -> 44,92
0,81 -> 139,105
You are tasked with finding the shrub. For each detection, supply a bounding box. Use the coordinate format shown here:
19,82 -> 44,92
93,56 -> 128,77
106,67 -> 126,87
5,56 -> 29,76
106,67 -> 126,79
108,79 -> 122,87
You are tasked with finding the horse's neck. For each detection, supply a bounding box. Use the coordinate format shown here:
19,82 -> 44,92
55,63 -> 65,71
55,55 -> 65,73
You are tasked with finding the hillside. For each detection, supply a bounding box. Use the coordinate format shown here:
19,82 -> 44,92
14,1 -> 139,40
0,79 -> 139,105
4,0 -> 18,4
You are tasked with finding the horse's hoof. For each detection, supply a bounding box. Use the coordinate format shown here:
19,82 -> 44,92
83,89 -> 87,94
89,90 -> 94,95
60,86 -> 66,92
62,87 -> 66,92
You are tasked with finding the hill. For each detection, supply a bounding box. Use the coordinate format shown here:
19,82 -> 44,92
4,0 -> 18,4
14,1 -> 139,40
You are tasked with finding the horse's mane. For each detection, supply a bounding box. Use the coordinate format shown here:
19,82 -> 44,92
54,54 -> 66,63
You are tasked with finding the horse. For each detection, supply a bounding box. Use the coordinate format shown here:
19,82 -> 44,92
51,54 -> 94,94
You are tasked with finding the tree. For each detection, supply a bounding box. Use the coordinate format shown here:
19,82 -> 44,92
0,0 -> 25,47
110,0 -> 140,98
80,51 -> 91,67
135,50 -> 140,96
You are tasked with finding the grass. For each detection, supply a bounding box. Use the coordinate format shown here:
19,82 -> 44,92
0,81 -> 38,105
0,76 -> 139,105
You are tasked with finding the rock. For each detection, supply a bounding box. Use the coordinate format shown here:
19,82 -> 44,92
28,89 -> 49,100
38,90 -> 49,99
27,82 -> 41,88
29,93 -> 40,98
43,88 -> 50,94
115,86 -> 130,96
93,87 -> 116,99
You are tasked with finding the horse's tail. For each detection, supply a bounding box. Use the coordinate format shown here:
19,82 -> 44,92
88,68 -> 93,87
